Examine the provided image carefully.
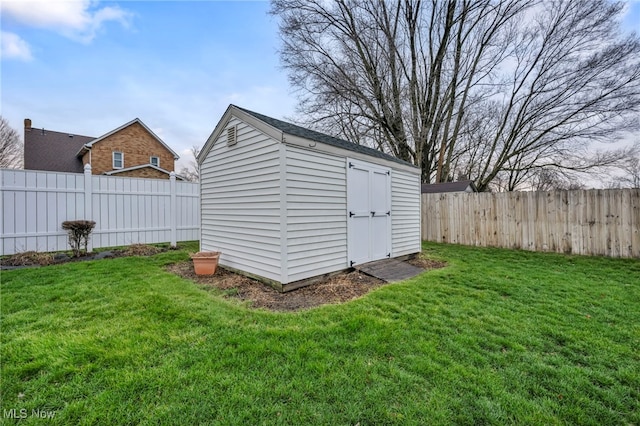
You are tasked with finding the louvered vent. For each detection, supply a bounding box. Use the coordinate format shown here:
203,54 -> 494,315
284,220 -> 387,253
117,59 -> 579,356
227,125 -> 237,146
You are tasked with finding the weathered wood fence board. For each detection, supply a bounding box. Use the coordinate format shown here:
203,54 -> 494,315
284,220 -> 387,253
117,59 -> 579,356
1,167 -> 200,255
422,189 -> 640,258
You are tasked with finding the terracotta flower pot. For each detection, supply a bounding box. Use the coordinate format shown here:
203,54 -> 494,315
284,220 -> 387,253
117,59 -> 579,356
191,251 -> 220,275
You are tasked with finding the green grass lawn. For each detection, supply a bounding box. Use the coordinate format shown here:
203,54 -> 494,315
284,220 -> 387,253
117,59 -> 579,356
1,242 -> 638,425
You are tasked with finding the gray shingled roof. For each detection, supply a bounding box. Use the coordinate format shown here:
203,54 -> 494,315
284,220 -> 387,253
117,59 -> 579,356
24,127 -> 95,173
421,180 -> 477,193
234,105 -> 416,168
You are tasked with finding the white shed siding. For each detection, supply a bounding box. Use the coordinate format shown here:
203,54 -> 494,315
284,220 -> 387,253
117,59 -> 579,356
391,170 -> 422,256
285,146 -> 348,282
200,119 -> 282,281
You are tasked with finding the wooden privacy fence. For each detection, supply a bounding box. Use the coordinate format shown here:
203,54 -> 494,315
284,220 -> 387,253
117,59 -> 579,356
422,189 -> 640,258
1,166 -> 200,255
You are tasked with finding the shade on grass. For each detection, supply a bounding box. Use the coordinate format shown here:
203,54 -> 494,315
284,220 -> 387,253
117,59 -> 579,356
1,242 -> 638,425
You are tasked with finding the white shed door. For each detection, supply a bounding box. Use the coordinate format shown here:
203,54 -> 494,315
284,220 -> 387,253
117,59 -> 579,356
347,158 -> 391,266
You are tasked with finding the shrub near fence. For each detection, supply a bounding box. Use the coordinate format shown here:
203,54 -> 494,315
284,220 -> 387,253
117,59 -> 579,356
422,189 -> 640,258
0,166 -> 199,256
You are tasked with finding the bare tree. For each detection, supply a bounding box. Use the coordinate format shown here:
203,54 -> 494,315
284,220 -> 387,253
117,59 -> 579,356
607,146 -> 640,188
179,145 -> 201,182
621,156 -> 640,188
528,169 -> 586,191
272,0 -> 640,191
0,116 -> 23,169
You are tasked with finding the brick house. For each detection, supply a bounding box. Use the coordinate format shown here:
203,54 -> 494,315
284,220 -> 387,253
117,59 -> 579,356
23,118 -> 180,179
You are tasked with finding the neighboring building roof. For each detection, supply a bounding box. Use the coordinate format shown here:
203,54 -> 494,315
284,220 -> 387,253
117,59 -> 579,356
233,105 -> 417,168
421,180 -> 478,193
103,163 -> 184,179
24,127 -> 95,173
76,118 -> 180,159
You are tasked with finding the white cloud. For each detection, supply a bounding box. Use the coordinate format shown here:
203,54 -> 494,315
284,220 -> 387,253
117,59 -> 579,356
1,31 -> 33,61
0,0 -> 132,44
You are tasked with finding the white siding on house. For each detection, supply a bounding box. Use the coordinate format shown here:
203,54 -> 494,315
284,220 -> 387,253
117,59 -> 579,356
391,170 -> 422,256
285,146 -> 348,282
200,118 -> 282,282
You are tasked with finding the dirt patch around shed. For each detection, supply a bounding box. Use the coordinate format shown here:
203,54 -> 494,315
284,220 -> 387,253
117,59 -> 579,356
166,255 -> 447,312
406,255 -> 448,270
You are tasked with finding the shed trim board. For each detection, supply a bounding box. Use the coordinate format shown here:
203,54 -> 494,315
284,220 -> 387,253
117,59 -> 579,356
279,143 -> 289,284
199,105 -> 421,289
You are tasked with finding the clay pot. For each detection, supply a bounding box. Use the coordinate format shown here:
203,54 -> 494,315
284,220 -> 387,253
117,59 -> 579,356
190,251 -> 220,275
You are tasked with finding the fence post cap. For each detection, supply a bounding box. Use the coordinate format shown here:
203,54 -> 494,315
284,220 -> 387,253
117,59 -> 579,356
84,163 -> 92,172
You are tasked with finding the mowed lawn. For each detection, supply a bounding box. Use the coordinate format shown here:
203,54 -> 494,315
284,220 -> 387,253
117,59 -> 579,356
1,242 -> 638,425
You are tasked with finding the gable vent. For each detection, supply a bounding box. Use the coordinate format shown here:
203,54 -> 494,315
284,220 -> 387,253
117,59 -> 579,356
227,125 -> 237,146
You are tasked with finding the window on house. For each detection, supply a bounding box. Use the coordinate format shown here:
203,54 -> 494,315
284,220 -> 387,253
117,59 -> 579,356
150,156 -> 160,167
113,152 -> 123,169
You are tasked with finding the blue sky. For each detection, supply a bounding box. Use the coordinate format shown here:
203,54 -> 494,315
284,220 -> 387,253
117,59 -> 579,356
1,0 -> 296,169
1,0 -> 639,170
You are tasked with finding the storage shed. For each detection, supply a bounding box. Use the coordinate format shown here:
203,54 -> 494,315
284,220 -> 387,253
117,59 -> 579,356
198,105 -> 422,291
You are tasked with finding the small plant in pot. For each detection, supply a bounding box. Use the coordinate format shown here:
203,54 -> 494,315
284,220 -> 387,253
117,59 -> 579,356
190,251 -> 220,275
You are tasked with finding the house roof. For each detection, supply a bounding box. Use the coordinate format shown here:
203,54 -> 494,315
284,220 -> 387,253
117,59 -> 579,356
103,163 -> 185,180
76,118 -> 180,159
421,180 -> 478,193
24,128 -> 95,173
206,105 -> 417,169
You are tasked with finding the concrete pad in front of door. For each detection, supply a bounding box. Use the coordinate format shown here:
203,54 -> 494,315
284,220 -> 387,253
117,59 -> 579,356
354,258 -> 425,282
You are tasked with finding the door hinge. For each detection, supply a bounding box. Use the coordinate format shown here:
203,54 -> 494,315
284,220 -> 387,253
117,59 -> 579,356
349,211 -> 355,217
348,162 -> 354,168
350,260 -> 356,267
371,211 -> 376,217
386,171 -> 390,175
386,211 -> 390,216
387,253 -> 391,258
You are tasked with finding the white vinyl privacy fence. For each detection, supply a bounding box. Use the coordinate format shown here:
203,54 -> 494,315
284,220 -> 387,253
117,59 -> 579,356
1,166 -> 199,255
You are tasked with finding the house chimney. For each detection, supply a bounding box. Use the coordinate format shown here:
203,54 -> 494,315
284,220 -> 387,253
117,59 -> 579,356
24,118 -> 32,131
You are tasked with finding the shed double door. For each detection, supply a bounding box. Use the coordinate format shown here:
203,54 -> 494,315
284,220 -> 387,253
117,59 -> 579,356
347,158 -> 391,266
